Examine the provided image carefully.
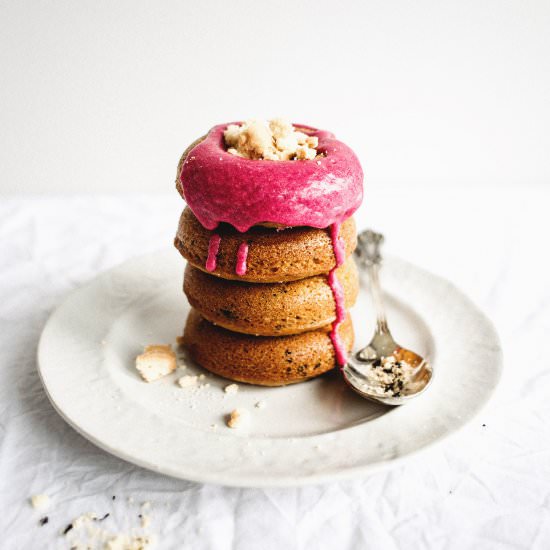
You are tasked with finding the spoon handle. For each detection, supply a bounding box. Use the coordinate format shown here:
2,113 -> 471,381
355,230 -> 390,336
367,262 -> 390,335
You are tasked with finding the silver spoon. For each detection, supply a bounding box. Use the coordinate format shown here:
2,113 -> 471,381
341,230 -> 433,405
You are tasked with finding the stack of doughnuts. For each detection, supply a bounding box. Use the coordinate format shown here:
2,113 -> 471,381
174,122 -> 364,386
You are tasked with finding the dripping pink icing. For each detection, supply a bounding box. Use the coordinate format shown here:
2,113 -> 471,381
235,242 -> 249,276
328,268 -> 348,366
329,222 -> 346,266
328,222 -> 348,366
205,234 -> 221,272
178,123 -> 363,233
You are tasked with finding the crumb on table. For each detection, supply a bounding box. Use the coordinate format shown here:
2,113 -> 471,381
62,511 -> 155,549
30,494 -> 50,509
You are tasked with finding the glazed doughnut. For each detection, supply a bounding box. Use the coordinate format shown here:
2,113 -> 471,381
176,123 -> 363,232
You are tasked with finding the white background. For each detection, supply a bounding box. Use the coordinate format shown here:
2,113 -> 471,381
2,3 -> 550,548
1,0 -> 550,194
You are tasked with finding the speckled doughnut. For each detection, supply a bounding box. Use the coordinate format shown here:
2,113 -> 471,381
182,309 -> 354,386
174,207 -> 357,283
183,258 -> 359,336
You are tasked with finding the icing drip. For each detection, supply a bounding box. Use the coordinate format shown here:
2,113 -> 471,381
330,222 -> 346,266
206,234 -> 221,272
328,269 -> 348,366
327,222 -> 348,366
235,242 -> 249,276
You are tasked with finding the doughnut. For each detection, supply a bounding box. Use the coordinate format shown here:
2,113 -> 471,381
176,123 -> 363,232
183,257 -> 359,336
182,308 -> 354,386
174,207 -> 357,283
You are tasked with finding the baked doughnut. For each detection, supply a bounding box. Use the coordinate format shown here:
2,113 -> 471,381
182,309 -> 354,386
183,258 -> 359,336
176,123 -> 363,232
175,207 -> 357,283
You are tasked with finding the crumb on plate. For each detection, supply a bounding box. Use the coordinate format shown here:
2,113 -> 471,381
224,383 -> 239,394
177,375 -> 198,388
135,345 -> 176,383
227,408 -> 251,429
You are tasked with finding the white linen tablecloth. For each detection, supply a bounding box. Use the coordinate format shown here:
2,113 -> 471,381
1,186 -> 548,549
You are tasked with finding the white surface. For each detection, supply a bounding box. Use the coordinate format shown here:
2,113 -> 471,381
1,187 -> 549,548
37,251 -> 501,487
1,0 -> 550,195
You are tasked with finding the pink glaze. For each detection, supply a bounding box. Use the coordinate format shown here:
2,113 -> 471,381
205,234 -> 221,272
328,223 -> 348,366
178,123 -> 363,233
235,242 -> 249,276
328,268 -> 348,366
329,222 -> 346,267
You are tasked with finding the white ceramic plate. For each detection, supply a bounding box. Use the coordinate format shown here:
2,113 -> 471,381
37,250 -> 502,487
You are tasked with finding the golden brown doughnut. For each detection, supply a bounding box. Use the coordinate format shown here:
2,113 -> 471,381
174,207 -> 357,283
183,258 -> 359,336
182,309 -> 354,386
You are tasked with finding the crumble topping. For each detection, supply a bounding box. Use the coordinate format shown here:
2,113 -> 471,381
135,345 -> 176,382
224,118 -> 319,161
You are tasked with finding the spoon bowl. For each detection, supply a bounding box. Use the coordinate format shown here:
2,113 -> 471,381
343,342 -> 433,406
